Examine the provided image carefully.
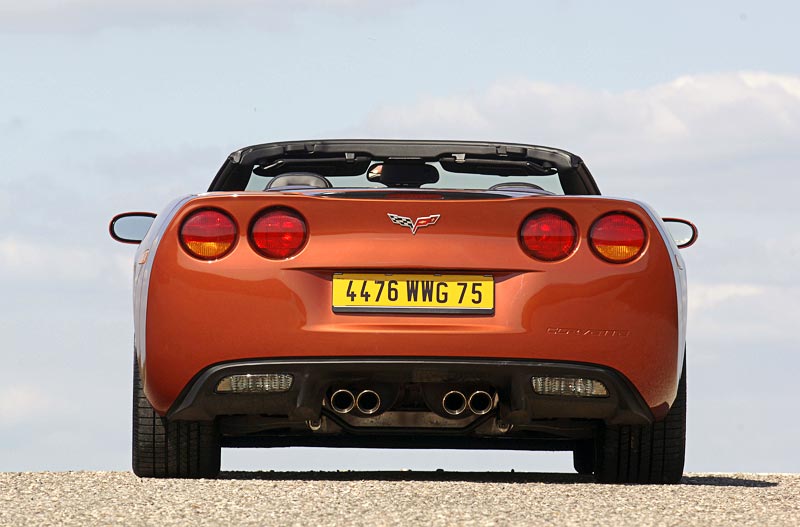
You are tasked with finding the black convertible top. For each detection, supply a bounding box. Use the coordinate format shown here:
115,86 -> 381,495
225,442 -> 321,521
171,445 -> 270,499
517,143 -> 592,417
209,139 -> 600,195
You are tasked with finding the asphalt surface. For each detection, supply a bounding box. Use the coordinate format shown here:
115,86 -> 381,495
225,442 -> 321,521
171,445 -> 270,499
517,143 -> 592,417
1,471 -> 798,526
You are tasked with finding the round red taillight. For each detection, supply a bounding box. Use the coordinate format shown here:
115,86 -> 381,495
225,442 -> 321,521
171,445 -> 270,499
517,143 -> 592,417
180,209 -> 237,260
520,210 -> 578,261
250,208 -> 308,259
590,213 -> 646,263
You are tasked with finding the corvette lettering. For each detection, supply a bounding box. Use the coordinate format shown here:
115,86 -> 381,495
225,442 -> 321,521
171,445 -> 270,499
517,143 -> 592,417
387,213 -> 440,234
547,327 -> 631,337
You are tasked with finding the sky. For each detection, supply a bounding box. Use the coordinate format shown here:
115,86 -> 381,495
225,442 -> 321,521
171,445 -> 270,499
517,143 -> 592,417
1,0 -> 799,473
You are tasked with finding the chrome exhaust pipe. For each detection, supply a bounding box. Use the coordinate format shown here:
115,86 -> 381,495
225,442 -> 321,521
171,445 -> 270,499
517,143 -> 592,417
356,389 -> 381,415
468,390 -> 494,415
442,390 -> 467,416
330,389 -> 355,414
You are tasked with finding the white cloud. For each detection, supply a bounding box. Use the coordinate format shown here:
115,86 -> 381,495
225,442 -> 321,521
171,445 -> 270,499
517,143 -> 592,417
1,117 -> 25,135
361,72 -> 800,167
689,283 -> 764,314
0,190 -> 11,221
0,0 -> 415,32
0,385 -> 52,425
0,237 -> 129,284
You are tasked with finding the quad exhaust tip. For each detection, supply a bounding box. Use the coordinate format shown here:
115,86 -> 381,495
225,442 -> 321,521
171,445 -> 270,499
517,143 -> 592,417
356,390 -> 381,415
442,390 -> 468,416
442,390 -> 495,416
334,387 -> 494,417
330,389 -> 382,415
330,389 -> 356,414
468,390 -> 494,415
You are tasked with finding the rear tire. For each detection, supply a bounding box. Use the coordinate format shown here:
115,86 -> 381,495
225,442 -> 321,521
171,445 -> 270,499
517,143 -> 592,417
594,359 -> 686,484
132,359 -> 221,478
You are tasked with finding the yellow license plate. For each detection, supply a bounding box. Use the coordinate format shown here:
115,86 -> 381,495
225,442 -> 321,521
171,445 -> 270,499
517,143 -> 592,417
332,273 -> 494,314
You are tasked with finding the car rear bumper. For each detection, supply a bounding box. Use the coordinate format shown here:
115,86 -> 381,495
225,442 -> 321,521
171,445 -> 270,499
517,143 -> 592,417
167,358 -> 654,428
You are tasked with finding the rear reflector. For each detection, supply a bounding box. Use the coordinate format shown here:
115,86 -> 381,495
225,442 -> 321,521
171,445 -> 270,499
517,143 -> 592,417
520,210 -> 578,261
589,213 -> 646,263
216,373 -> 293,393
531,376 -> 609,398
250,208 -> 308,259
180,209 -> 237,260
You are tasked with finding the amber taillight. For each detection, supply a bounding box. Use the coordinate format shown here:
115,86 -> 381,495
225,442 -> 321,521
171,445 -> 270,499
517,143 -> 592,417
520,210 -> 578,261
250,208 -> 307,259
590,212 -> 646,263
180,209 -> 237,260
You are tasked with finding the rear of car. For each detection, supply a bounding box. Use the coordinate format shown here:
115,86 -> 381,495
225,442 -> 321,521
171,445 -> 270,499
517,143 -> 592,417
114,140 -> 692,483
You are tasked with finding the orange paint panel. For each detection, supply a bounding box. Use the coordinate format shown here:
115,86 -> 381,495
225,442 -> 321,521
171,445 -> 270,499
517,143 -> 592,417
142,193 -> 679,416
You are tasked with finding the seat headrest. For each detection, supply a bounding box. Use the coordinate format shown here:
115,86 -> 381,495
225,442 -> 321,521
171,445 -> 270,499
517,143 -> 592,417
267,172 -> 332,189
488,182 -> 546,191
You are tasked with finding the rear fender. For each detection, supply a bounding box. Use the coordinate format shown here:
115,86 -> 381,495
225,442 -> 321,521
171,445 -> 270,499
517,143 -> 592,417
632,200 -> 688,380
133,195 -> 195,389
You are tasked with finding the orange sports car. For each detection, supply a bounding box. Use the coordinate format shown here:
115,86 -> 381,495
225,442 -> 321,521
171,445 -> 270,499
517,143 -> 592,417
110,140 -> 697,482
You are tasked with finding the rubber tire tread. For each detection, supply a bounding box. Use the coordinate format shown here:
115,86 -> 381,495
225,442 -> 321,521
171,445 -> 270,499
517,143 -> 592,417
594,359 -> 686,484
132,360 -> 221,478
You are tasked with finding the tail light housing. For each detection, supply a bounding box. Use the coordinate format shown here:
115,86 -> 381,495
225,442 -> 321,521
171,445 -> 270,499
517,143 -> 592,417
520,210 -> 578,261
180,209 -> 237,260
590,212 -> 646,263
250,208 -> 308,259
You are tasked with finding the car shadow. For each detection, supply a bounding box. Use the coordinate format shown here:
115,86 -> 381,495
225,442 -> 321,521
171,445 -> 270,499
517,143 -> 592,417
220,471 -> 778,487
220,471 -> 593,484
681,475 -> 778,488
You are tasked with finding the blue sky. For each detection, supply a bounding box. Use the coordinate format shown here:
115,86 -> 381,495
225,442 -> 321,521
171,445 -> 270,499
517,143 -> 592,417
2,1 -> 799,473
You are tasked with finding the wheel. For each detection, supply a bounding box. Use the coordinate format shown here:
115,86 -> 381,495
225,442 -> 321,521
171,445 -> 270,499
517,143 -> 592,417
594,358 -> 686,484
573,440 -> 595,475
132,359 -> 221,478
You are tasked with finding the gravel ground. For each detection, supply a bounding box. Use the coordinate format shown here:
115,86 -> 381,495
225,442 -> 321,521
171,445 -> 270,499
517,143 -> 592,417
1,471 -> 798,526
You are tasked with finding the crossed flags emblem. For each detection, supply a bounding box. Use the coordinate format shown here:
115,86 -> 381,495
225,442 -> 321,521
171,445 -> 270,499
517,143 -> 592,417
387,213 -> 441,235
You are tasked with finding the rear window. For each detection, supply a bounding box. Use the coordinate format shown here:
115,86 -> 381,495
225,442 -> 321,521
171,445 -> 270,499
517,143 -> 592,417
243,162 -> 565,194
